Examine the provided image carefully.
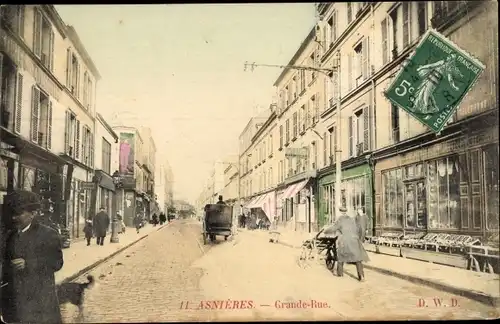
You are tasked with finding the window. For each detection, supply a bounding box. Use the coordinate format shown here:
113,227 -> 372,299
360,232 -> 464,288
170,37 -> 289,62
347,3 -> 353,24
381,18 -> 390,65
323,132 -> 328,167
269,134 -> 273,154
383,169 -> 404,227
313,93 -> 320,123
402,2 -> 411,48
286,85 -> 290,106
323,184 -> 335,224
292,112 -> 298,139
82,126 -> 94,167
354,44 -> 363,87
279,125 -> 284,148
102,138 -> 111,174
427,157 -> 461,229
31,86 -> 52,149
312,141 -> 318,169
328,11 -> 338,44
67,51 -> 80,97
391,104 -> 400,143
64,111 -> 79,159
279,90 -> 285,111
344,176 -> 367,218
285,119 -> 290,143
389,8 -> 399,57
417,2 -> 428,36
82,72 -> 93,110
306,100 -> 312,128
293,76 -> 298,100
300,105 -> 306,133
300,69 -> 306,93
0,5 -> 24,38
1,54 -> 23,133
33,8 -> 54,71
309,52 -> 316,81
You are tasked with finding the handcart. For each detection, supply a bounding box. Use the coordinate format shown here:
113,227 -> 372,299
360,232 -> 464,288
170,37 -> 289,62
298,226 -> 338,268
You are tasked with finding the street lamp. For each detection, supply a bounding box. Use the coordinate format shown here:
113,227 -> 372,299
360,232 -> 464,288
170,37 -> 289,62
111,171 -> 122,243
244,50 -> 343,222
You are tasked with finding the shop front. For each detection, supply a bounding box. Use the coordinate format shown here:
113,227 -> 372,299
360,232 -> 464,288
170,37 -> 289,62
95,170 -> 116,231
373,125 -> 499,245
0,128 -> 70,229
317,163 -> 374,234
244,189 -> 277,227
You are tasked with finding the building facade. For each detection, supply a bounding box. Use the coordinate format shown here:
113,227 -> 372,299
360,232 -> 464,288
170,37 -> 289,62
0,5 -> 100,239
94,113 -> 118,226
369,1 -> 498,244
112,125 -> 151,226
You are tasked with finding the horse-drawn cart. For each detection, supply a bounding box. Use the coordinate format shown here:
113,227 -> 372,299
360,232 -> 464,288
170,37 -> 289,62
202,204 -> 233,244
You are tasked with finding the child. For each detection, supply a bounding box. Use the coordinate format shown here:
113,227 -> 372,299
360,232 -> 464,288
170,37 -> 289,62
83,218 -> 93,246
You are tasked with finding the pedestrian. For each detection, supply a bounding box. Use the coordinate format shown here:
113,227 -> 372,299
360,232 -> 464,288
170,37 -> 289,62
152,214 -> 158,227
83,217 -> 93,246
159,212 -> 166,225
94,207 -> 110,246
329,206 -> 369,282
1,190 -> 64,323
133,214 -> 142,234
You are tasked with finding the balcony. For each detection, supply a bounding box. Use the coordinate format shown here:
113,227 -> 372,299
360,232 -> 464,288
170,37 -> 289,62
431,1 -> 482,30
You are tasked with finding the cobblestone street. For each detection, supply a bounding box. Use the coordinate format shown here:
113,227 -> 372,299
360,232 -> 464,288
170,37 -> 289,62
61,221 -> 497,323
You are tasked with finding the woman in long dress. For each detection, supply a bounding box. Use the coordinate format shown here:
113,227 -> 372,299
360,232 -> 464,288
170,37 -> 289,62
411,54 -> 464,119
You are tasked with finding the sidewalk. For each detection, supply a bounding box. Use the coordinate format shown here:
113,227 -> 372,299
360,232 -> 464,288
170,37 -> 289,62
55,223 -> 169,284
244,228 -> 500,307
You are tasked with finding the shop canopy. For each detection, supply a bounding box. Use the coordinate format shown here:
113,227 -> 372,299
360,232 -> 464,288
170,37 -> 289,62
281,179 -> 309,200
244,191 -> 276,218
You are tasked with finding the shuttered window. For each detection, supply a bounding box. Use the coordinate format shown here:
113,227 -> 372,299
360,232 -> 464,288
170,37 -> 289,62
323,132 -> 328,167
75,120 -> 80,159
64,111 -> 71,153
348,116 -> 353,157
47,101 -> 52,149
363,106 -> 370,152
381,18 -> 389,65
31,86 -> 40,143
362,37 -> 370,80
15,73 -> 23,133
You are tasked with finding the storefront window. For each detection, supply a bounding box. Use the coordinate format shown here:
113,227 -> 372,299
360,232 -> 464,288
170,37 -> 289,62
344,176 -> 366,216
484,145 -> 499,230
428,156 -> 461,229
382,169 -> 404,227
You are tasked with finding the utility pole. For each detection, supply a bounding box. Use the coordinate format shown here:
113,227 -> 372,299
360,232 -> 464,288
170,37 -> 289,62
244,51 -> 343,223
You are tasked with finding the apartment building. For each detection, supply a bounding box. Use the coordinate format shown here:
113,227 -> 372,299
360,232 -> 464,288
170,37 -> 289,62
0,5 -> 100,237
94,113 -> 118,222
273,26 -> 322,233
238,114 -> 268,203
155,162 -> 174,214
222,155 -> 238,203
241,105 -> 278,223
112,125 -> 151,226
315,2 -> 376,233
368,1 -> 498,244
138,126 -> 157,217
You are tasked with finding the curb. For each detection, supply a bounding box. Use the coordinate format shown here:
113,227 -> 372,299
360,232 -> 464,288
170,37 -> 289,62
363,263 -> 500,308
270,236 -> 499,308
58,224 -> 168,285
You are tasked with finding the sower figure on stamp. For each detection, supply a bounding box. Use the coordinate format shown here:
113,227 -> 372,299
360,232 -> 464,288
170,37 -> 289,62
1,190 -> 64,324
327,206 -> 369,282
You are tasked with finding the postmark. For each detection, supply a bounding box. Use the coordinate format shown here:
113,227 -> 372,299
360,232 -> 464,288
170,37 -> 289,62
384,29 -> 486,133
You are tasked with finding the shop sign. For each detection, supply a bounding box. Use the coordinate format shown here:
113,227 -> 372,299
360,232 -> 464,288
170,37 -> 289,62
80,182 -> 95,190
384,29 -> 485,133
285,147 -> 308,158
401,127 -> 498,165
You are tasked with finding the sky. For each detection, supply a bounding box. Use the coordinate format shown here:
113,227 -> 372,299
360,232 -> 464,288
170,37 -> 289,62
55,4 -> 317,203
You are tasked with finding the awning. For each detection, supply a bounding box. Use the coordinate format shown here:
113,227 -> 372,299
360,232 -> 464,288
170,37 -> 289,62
244,195 -> 261,209
245,191 -> 276,219
281,179 -> 309,200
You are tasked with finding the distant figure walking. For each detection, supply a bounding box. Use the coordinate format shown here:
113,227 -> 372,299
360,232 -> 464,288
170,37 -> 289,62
216,195 -> 226,205
152,214 -> 159,227
159,212 -> 166,225
83,218 -> 93,246
94,207 -> 110,246
133,214 -> 142,234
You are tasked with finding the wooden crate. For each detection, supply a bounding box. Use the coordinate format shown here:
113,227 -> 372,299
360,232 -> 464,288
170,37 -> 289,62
401,247 -> 468,269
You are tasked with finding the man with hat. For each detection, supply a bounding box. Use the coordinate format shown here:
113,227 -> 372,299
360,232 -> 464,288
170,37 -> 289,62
1,190 -> 63,323
329,205 -> 369,282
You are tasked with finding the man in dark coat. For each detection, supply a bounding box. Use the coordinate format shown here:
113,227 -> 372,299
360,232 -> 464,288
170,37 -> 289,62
1,190 -> 63,323
159,212 -> 166,225
216,195 -> 226,205
329,206 -> 369,282
94,207 -> 110,246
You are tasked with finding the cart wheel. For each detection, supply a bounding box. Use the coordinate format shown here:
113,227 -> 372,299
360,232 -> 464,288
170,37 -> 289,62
326,257 -> 334,270
210,234 -> 216,242
224,236 -> 228,241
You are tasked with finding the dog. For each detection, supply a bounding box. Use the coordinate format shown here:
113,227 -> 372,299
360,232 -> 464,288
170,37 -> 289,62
57,275 -> 95,322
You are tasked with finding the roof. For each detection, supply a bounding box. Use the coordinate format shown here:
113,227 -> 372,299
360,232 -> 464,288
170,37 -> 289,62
65,25 -> 102,81
273,26 -> 317,87
97,113 -> 119,142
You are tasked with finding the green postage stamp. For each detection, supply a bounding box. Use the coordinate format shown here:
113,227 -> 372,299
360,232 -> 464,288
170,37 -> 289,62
384,29 -> 485,133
